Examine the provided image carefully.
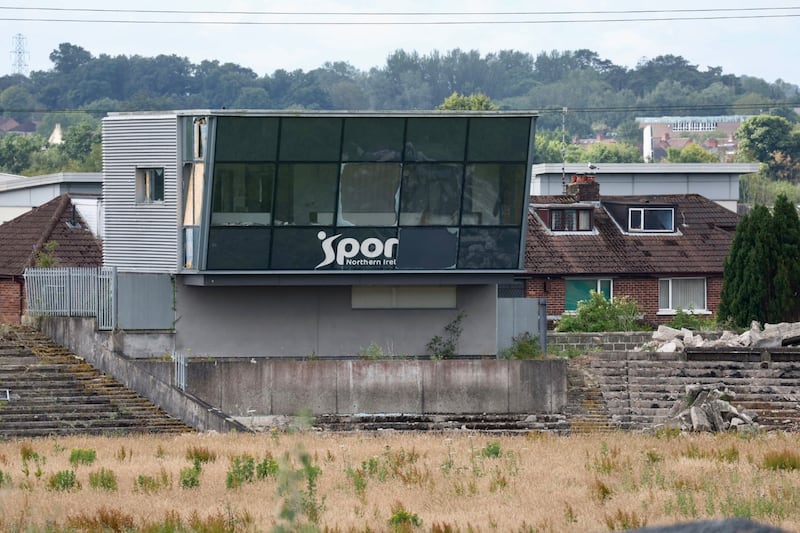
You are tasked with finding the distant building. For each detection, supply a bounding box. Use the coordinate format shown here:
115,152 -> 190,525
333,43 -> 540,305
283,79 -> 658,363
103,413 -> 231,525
637,116 -> 753,162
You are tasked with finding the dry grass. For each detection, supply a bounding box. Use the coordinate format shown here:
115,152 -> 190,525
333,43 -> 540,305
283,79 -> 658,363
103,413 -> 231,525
0,429 -> 798,532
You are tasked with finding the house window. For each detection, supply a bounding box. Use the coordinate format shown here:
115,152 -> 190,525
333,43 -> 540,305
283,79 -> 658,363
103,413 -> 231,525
136,168 -> 164,204
629,207 -> 673,232
659,278 -> 707,312
565,279 -> 612,311
550,208 -> 592,231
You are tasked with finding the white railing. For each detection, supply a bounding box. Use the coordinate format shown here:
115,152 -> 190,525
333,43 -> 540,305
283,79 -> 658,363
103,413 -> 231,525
24,267 -> 115,330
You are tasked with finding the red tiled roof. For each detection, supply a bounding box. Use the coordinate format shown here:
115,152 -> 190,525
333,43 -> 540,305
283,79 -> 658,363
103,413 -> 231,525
0,194 -> 103,275
525,194 -> 739,276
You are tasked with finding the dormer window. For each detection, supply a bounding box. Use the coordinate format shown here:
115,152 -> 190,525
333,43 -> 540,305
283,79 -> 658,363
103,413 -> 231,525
628,207 -> 673,232
541,208 -> 592,231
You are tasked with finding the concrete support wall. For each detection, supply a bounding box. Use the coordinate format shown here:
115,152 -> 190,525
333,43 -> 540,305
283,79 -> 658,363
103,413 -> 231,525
34,317 -> 567,429
187,358 -> 566,416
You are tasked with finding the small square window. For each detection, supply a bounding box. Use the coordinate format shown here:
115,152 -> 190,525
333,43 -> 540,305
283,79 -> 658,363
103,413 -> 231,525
136,168 -> 164,204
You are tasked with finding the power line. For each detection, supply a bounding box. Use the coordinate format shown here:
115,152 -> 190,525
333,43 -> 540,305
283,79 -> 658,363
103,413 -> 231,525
0,6 -> 798,16
0,5 -> 798,25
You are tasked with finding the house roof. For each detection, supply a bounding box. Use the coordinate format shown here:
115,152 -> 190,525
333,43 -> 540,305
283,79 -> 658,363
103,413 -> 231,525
0,194 -> 103,276
525,193 -> 740,276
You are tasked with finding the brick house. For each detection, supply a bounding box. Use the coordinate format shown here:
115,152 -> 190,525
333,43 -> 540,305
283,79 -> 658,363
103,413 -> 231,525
0,194 -> 103,324
524,176 -> 740,325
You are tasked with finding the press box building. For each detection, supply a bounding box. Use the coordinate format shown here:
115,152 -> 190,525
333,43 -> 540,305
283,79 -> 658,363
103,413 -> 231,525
101,111 -> 537,358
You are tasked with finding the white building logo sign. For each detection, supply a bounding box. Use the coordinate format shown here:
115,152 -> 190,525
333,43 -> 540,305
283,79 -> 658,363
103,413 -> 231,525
315,231 -> 399,269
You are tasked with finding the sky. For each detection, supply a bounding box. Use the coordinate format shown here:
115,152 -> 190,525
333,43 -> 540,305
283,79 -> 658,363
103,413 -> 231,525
2,1 -> 799,88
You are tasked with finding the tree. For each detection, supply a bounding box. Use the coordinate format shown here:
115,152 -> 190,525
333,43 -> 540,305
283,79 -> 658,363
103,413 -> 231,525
736,115 -> 793,162
49,43 -> 92,74
0,133 -> 47,174
718,196 -> 800,327
666,143 -> 720,163
0,85 -> 37,122
437,91 -> 497,110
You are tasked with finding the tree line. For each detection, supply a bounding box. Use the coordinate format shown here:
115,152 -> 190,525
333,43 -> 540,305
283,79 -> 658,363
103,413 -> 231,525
0,43 -> 798,182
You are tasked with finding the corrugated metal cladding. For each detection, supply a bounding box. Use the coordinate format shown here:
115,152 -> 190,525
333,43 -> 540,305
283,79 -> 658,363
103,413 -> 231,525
102,115 -> 180,273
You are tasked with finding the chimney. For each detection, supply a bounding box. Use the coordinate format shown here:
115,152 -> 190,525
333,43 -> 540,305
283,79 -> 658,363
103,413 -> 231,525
566,175 -> 600,202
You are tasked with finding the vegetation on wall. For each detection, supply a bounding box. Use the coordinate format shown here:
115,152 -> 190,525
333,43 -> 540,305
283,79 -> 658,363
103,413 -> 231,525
555,291 -> 650,333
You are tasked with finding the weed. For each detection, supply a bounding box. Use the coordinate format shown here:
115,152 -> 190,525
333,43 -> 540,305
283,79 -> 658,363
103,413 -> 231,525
481,441 -> 502,459
564,502 -> 578,524
498,332 -> 543,359
555,291 -> 650,332
0,469 -> 11,488
591,440 -> 621,473
68,448 -> 97,467
67,506 -> 135,531
388,502 -> 422,531
604,508 -> 646,531
762,448 -> 800,471
115,445 -> 131,462
134,467 -> 171,494
180,464 -> 201,489
591,477 -> 613,502
427,312 -> 465,359
88,467 -> 118,491
489,469 -> 508,492
358,341 -> 391,360
155,444 -> 166,459
257,451 -> 280,479
48,470 -> 79,492
653,425 -> 682,440
185,445 -> 217,465
675,489 -> 698,518
346,466 -> 367,499
226,453 -> 255,489
666,306 -> 716,331
717,445 -> 740,463
20,446 -> 45,479
276,450 -> 326,529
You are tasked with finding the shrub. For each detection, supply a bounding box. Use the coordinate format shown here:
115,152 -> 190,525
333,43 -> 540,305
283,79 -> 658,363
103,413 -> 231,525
180,465 -> 201,489
388,502 -> 422,530
498,332 -> 543,359
69,448 -> 97,467
48,470 -> 79,491
256,452 -> 279,479
481,441 -> 502,459
555,291 -> 650,332
666,307 -> 716,331
427,312 -> 466,359
226,454 -> 255,489
88,468 -> 117,491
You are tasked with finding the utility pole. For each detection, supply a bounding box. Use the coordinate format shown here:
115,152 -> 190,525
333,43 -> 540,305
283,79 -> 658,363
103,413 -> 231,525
11,33 -> 29,76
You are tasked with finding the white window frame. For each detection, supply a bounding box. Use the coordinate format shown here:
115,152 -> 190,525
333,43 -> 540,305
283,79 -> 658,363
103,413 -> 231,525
136,167 -> 165,204
657,277 -> 710,315
628,207 -> 674,233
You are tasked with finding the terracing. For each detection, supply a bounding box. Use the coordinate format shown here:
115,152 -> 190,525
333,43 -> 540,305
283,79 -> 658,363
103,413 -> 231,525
0,325 -> 192,439
575,349 -> 800,432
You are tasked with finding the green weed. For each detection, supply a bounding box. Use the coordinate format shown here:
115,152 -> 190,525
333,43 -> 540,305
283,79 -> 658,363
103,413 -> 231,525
48,470 -> 79,492
88,467 -> 118,491
68,448 -> 97,467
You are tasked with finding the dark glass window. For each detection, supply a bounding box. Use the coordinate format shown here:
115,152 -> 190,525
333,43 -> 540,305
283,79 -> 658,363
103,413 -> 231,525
271,227 -> 335,270
467,117 -> 530,162
458,227 -> 521,269
629,207 -> 674,232
462,164 -> 525,225
338,163 -> 401,226
210,163 -> 275,226
342,118 -> 404,162
565,279 -> 612,311
206,227 -> 271,270
279,117 -> 342,161
404,118 -> 467,161
551,208 -> 592,231
274,164 -> 338,225
396,227 -> 458,269
215,117 -> 278,161
399,163 -> 463,225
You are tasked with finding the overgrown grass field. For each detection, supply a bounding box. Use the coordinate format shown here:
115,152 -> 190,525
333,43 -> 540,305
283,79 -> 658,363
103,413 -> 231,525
0,429 -> 798,532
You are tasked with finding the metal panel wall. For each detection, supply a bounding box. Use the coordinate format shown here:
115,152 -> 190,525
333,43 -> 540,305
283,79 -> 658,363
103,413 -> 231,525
497,297 -> 546,353
117,272 -> 174,330
102,114 -> 180,273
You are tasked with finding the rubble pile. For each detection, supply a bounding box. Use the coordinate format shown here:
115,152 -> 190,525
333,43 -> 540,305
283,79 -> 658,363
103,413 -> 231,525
662,384 -> 759,433
639,321 -> 800,353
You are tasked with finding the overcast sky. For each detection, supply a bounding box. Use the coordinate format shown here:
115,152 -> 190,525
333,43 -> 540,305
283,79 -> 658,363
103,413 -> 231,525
2,1 -> 798,88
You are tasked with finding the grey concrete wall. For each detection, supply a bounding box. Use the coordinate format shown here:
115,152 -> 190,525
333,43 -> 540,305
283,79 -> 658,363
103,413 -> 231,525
187,358 -> 567,416
175,284 -> 497,358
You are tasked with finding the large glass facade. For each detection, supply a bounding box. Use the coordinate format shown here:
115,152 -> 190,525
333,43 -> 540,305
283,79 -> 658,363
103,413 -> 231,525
198,114 -> 534,272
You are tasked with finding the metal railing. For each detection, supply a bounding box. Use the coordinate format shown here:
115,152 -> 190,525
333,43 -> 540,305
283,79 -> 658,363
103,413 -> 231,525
24,267 -> 115,330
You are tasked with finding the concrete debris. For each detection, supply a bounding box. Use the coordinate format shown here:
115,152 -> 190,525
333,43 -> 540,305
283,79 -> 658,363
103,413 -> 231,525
639,321 -> 800,352
660,383 -> 759,433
